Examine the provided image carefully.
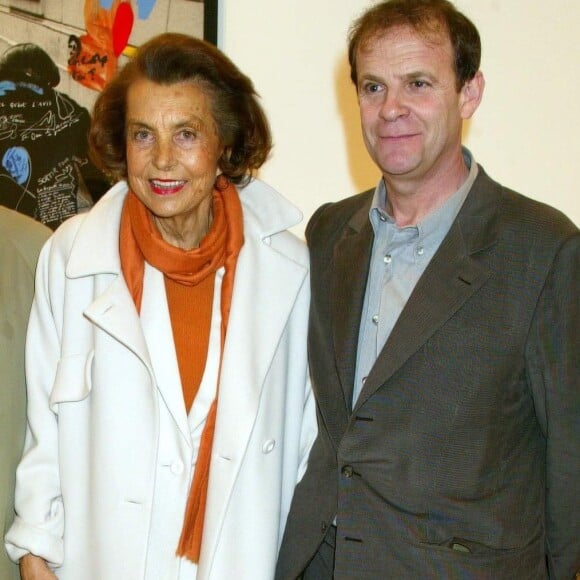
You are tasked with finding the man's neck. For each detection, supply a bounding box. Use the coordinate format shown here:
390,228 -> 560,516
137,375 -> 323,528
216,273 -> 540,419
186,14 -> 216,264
384,155 -> 469,227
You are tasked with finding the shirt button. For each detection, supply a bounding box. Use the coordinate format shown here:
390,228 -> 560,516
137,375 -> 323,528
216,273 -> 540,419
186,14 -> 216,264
170,460 -> 184,475
262,439 -> 276,454
379,214 -> 387,222
417,246 -> 424,255
341,465 -> 353,478
372,315 -> 379,325
383,254 -> 392,264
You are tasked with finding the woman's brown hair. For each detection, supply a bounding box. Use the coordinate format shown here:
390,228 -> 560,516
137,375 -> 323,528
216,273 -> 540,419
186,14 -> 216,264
89,33 -> 272,185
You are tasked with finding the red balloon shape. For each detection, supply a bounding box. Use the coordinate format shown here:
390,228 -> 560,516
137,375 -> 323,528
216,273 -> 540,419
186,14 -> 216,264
112,2 -> 134,57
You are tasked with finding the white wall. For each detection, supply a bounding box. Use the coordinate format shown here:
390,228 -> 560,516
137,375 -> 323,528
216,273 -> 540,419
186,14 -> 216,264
219,0 -> 579,235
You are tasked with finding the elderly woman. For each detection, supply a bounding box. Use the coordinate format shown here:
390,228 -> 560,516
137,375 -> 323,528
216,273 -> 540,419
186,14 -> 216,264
5,33 -> 316,580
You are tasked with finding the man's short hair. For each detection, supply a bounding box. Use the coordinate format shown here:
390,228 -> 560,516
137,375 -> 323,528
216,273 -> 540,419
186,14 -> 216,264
348,0 -> 481,91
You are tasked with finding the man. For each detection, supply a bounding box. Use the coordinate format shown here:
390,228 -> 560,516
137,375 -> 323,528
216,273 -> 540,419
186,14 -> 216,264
0,206 -> 50,579
276,1 -> 579,578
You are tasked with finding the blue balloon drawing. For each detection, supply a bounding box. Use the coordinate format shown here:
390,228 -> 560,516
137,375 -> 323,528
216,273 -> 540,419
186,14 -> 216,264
0,80 -> 16,96
99,0 -> 155,19
137,0 -> 156,20
2,146 -> 31,186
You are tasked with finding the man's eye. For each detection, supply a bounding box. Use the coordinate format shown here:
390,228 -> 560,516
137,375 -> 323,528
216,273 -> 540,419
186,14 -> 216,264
363,83 -> 382,94
411,80 -> 429,89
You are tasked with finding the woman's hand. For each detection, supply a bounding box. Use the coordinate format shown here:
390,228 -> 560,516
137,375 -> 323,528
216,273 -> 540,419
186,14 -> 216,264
20,554 -> 58,579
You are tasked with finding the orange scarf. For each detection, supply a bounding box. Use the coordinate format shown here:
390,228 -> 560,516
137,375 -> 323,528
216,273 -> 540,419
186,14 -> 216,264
119,178 -> 244,562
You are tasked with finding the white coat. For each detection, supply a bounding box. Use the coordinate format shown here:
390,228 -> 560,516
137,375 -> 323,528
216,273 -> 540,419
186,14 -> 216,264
5,179 -> 317,580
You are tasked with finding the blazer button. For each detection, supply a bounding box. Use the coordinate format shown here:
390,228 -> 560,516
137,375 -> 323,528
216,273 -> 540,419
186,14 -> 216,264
262,439 -> 276,454
341,465 -> 353,478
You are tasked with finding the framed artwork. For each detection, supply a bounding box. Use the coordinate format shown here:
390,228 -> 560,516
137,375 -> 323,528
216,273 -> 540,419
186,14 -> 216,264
204,0 -> 218,45
0,0 -> 219,228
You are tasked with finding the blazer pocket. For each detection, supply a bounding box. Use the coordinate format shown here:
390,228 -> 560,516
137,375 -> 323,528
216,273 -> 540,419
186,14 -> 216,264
49,351 -> 94,410
417,533 -> 545,578
421,536 -> 499,555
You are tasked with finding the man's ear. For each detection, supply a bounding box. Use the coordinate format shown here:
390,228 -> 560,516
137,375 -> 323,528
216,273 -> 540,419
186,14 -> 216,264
460,70 -> 485,120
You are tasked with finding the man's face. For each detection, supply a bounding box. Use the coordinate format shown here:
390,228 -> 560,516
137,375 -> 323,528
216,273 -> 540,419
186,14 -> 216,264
356,25 -> 481,188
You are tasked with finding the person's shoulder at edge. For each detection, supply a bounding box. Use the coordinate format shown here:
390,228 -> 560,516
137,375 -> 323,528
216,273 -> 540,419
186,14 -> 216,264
0,205 -> 51,267
473,165 -> 578,241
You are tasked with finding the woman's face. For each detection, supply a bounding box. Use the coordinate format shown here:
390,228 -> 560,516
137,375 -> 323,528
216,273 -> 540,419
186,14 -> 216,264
125,77 -> 223,248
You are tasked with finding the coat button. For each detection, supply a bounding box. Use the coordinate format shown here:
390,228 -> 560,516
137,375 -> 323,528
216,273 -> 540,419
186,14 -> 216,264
262,439 -> 276,454
170,460 -> 184,475
341,465 -> 353,478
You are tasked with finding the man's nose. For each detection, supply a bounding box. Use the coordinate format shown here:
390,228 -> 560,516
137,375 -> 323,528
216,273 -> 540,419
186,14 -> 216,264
379,88 -> 409,121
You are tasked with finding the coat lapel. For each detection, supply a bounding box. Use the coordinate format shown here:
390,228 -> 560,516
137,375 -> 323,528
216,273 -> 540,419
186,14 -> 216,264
199,179 -> 308,570
353,171 -> 500,412
67,182 -> 156,377
83,275 -> 153,374
140,264 -> 192,445
216,233 -> 307,444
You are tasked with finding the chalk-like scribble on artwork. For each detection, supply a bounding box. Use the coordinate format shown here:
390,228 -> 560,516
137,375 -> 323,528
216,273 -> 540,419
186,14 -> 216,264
0,44 -> 110,229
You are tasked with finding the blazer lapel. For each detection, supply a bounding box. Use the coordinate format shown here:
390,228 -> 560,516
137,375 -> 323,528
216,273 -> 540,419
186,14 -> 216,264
332,207 -> 374,413
353,172 -> 500,412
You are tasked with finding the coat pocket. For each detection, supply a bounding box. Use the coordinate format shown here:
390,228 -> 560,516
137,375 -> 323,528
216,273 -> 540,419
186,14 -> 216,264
49,351 -> 94,411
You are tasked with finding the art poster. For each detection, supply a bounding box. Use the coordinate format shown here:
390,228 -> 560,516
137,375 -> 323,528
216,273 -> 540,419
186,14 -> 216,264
0,44 -> 110,229
0,0 -> 216,228
68,0 -> 217,92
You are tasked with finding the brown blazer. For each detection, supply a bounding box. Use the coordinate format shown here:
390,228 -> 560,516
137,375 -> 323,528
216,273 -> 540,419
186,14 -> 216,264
276,167 -> 579,579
